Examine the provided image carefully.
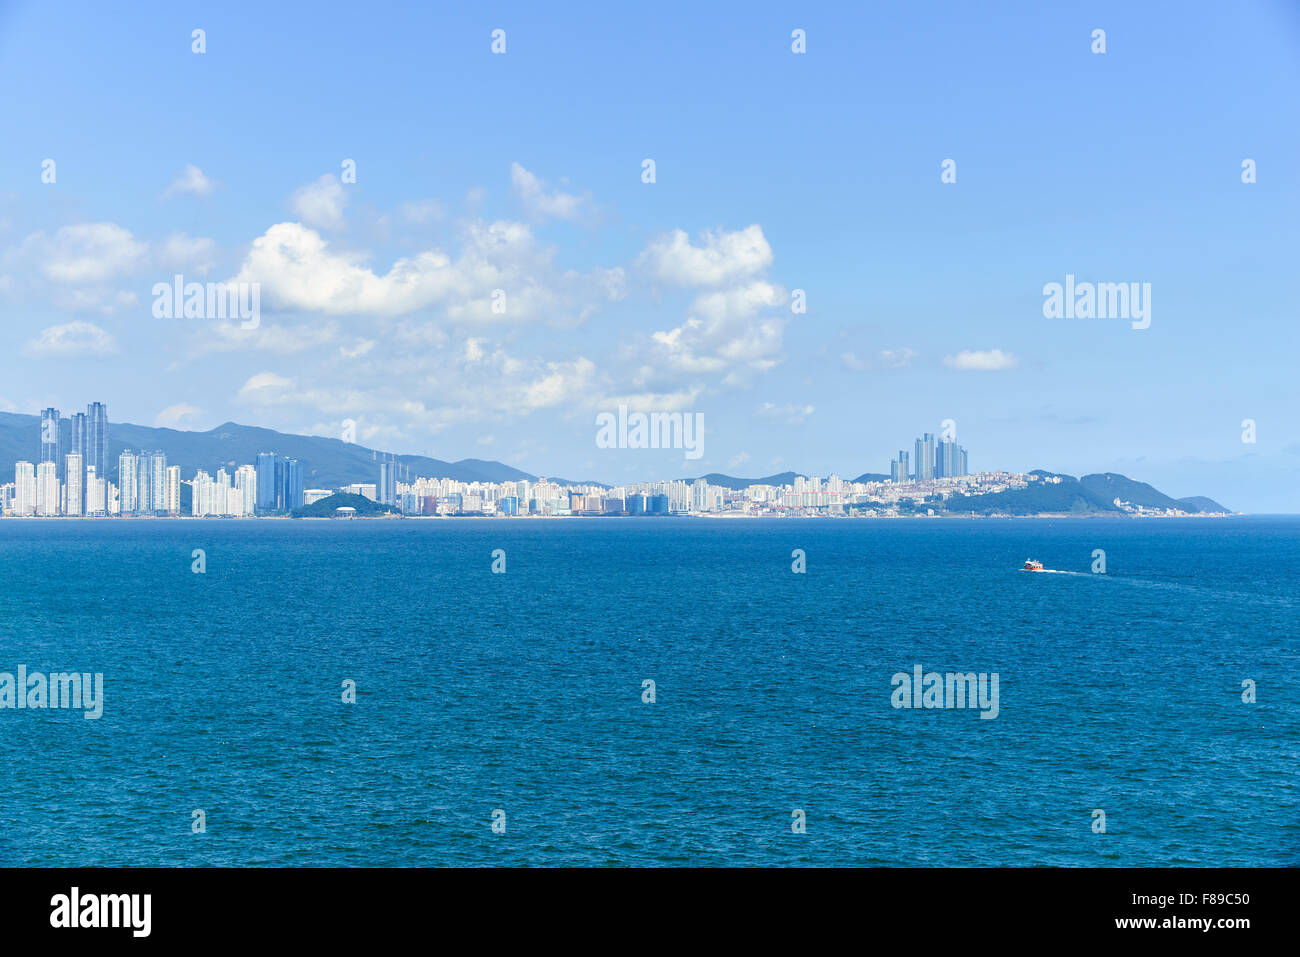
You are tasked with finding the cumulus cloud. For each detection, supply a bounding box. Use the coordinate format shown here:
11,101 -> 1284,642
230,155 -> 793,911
233,219 -> 620,323
880,348 -> 917,367
31,223 -> 147,283
22,321 -> 119,357
649,279 -> 787,382
841,352 -> 870,372
290,174 -> 349,230
639,224 -> 772,286
510,163 -> 587,220
943,349 -> 1018,371
164,165 -> 217,198
756,402 -> 815,426
154,403 -> 201,428
157,233 -> 218,275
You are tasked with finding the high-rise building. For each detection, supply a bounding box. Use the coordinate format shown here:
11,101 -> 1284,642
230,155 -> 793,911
85,465 -> 106,515
378,460 -> 397,505
235,465 -> 257,516
937,440 -> 956,478
39,408 -> 61,477
14,462 -> 37,516
192,470 -> 214,517
36,460 -> 60,515
86,402 -> 109,483
147,451 -> 167,512
282,458 -> 304,511
164,466 -> 182,515
63,453 -> 84,516
915,433 -> 935,481
118,451 -> 139,513
136,452 -> 154,514
255,453 -> 277,512
70,412 -> 88,469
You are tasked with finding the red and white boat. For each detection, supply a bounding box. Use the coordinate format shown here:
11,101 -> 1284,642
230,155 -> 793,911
1021,559 -> 1044,572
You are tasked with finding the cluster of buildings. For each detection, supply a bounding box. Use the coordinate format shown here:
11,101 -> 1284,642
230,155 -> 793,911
890,432 -> 970,485
9,410 -> 1201,520
341,468 -> 1034,519
0,404 -> 305,517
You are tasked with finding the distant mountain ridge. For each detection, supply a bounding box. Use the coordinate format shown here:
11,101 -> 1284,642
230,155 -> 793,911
0,412 -> 1231,511
0,412 -> 558,488
941,471 -> 1230,515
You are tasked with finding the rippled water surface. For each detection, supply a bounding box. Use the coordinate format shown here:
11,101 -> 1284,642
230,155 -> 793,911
1,516 -> 1295,866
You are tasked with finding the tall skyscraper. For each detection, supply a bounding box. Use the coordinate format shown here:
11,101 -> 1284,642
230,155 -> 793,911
379,460 -> 397,505
70,412 -> 88,469
255,453 -> 277,512
149,451 -> 167,512
118,451 -> 138,513
39,408 -> 61,477
164,465 -> 182,516
937,440 -> 956,478
35,460 -> 59,515
897,450 -> 911,483
235,465 -> 257,516
136,452 -> 153,514
85,465 -> 106,515
14,461 -> 37,516
64,453 -> 84,516
86,402 -> 109,483
282,458 -> 304,511
915,433 -> 935,481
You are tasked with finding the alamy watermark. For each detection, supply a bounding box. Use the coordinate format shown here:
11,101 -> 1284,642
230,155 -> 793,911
1042,274 -> 1150,330
891,664 -> 999,719
153,274 -> 260,329
596,404 -> 704,460
1,665 -> 104,719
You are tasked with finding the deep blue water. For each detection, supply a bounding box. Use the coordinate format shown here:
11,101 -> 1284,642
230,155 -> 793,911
0,516 -> 1296,867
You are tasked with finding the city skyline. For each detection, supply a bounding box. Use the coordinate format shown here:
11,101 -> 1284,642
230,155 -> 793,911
0,398 -> 1231,518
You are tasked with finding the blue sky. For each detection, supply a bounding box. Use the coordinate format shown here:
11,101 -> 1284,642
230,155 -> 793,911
1,0 -> 1297,510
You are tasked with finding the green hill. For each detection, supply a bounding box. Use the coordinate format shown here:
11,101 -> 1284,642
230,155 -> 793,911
0,412 -> 543,488
292,492 -> 399,518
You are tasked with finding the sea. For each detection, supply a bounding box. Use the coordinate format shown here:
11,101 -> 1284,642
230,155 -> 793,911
0,516 -> 1296,867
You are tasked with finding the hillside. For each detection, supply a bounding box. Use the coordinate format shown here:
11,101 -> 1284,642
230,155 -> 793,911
1178,495 -> 1231,513
941,473 -> 1231,515
682,471 -> 806,490
292,492 -> 399,518
0,412 -> 540,488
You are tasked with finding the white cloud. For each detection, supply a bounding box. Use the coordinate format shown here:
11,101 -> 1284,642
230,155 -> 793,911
880,348 -> 917,368
155,403 -> 201,428
233,222 -> 457,315
728,451 -> 751,469
398,199 -> 445,224
510,163 -> 586,220
640,225 -> 773,286
234,219 -> 618,323
600,387 -> 702,414
187,321 -> 339,357
943,349 -> 1018,371
22,321 -> 119,358
290,174 -> 349,230
841,351 -> 869,371
33,223 -> 147,283
164,164 -> 217,198
157,233 -> 218,275
756,402 -> 815,426
238,371 -> 295,400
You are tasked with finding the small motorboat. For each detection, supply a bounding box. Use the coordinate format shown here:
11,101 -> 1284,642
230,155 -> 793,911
1021,559 -> 1044,572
